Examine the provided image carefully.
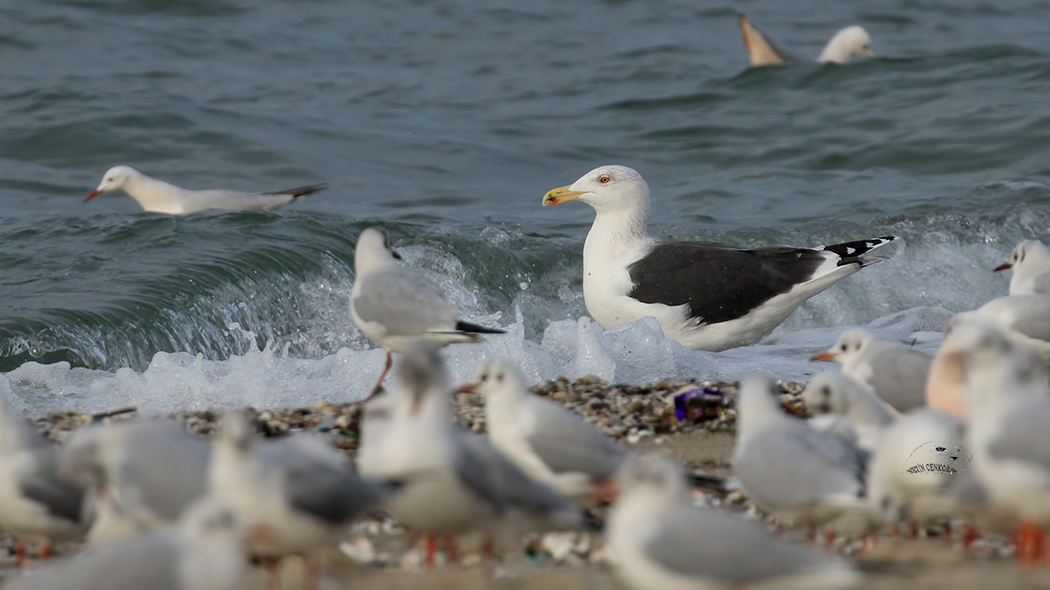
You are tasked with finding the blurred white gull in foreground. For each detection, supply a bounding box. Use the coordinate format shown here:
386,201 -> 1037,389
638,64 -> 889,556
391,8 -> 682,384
606,456 -> 860,590
813,329 -> 930,412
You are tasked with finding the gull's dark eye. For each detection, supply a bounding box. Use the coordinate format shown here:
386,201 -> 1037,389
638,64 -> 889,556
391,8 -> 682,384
821,386 -> 831,398
598,175 -> 611,184
935,446 -> 946,452
106,178 -> 114,182
840,344 -> 847,351
496,373 -> 504,382
480,373 -> 488,382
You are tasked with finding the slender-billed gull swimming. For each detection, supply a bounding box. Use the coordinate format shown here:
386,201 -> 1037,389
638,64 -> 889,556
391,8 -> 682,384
737,14 -> 874,68
542,165 -> 895,351
84,165 -> 327,214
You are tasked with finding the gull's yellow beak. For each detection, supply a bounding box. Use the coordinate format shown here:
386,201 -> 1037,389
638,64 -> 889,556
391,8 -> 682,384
542,186 -> 584,206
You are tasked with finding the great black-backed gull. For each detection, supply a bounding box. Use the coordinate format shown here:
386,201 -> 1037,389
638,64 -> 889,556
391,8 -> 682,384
738,14 -> 873,68
541,165 -> 896,351
351,227 -> 504,393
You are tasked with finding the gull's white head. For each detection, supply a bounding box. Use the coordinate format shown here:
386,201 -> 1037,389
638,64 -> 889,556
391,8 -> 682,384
817,25 -> 874,64
85,165 -> 143,202
615,456 -> 687,502
800,371 -> 853,415
996,239 -> 1050,276
542,165 -> 650,215
812,329 -> 875,364
354,227 -> 402,277
940,319 -> 1047,408
460,359 -> 527,400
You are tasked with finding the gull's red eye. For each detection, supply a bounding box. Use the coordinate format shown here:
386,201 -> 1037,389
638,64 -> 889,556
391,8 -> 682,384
598,175 -> 611,184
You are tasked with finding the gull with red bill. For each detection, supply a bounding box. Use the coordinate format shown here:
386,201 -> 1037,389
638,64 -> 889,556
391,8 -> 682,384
995,240 -> 1050,296
84,165 -> 327,214
811,329 -> 930,413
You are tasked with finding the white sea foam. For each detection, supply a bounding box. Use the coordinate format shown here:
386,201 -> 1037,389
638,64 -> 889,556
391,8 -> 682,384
1,305 -> 953,416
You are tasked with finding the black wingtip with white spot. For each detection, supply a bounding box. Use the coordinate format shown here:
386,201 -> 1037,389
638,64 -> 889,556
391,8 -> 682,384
822,236 -> 898,267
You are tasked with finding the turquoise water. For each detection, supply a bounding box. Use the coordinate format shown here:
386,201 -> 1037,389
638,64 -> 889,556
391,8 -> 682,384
1,0 -> 1048,411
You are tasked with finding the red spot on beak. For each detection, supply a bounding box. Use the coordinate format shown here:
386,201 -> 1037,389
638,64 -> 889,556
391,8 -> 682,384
83,189 -> 103,203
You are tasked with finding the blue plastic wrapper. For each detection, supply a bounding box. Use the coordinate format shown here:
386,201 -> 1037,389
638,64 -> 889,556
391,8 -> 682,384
673,387 -> 725,422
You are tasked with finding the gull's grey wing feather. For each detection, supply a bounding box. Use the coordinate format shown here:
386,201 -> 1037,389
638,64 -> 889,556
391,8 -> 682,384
17,447 -> 85,523
3,533 -> 180,590
734,425 -> 864,508
267,437 -> 388,525
114,422 -> 210,521
454,433 -> 572,516
867,347 -> 930,412
645,507 -> 844,584
182,190 -> 296,212
523,398 -> 627,479
988,401 -> 1050,469
979,295 -> 1050,341
352,269 -> 460,335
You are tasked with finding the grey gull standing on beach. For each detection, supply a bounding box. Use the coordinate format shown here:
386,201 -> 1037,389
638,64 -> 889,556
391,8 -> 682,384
457,359 -> 628,500
58,419 -> 210,544
542,165 -> 896,351
209,411 -> 389,583
606,456 -> 861,590
737,14 -> 874,68
995,240 -> 1050,295
812,329 -> 930,412
2,499 -> 245,590
0,393 -> 85,563
732,376 -> 868,536
84,165 -> 327,214
357,345 -> 589,568
351,227 -> 505,393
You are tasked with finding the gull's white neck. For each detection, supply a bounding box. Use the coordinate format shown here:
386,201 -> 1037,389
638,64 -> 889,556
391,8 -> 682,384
583,201 -> 652,263
122,173 -> 190,214
736,387 -> 787,443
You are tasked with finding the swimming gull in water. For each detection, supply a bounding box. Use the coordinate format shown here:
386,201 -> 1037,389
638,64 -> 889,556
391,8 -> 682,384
3,498 -> 245,590
58,419 -> 210,544
351,226 -> 504,393
357,345 -> 589,568
542,165 -> 896,351
800,370 -> 898,453
732,376 -> 868,538
812,329 -> 930,412
457,359 -> 628,500
737,14 -> 874,68
995,240 -> 1050,295
84,165 -> 327,214
0,392 -> 85,563
606,456 -> 861,590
